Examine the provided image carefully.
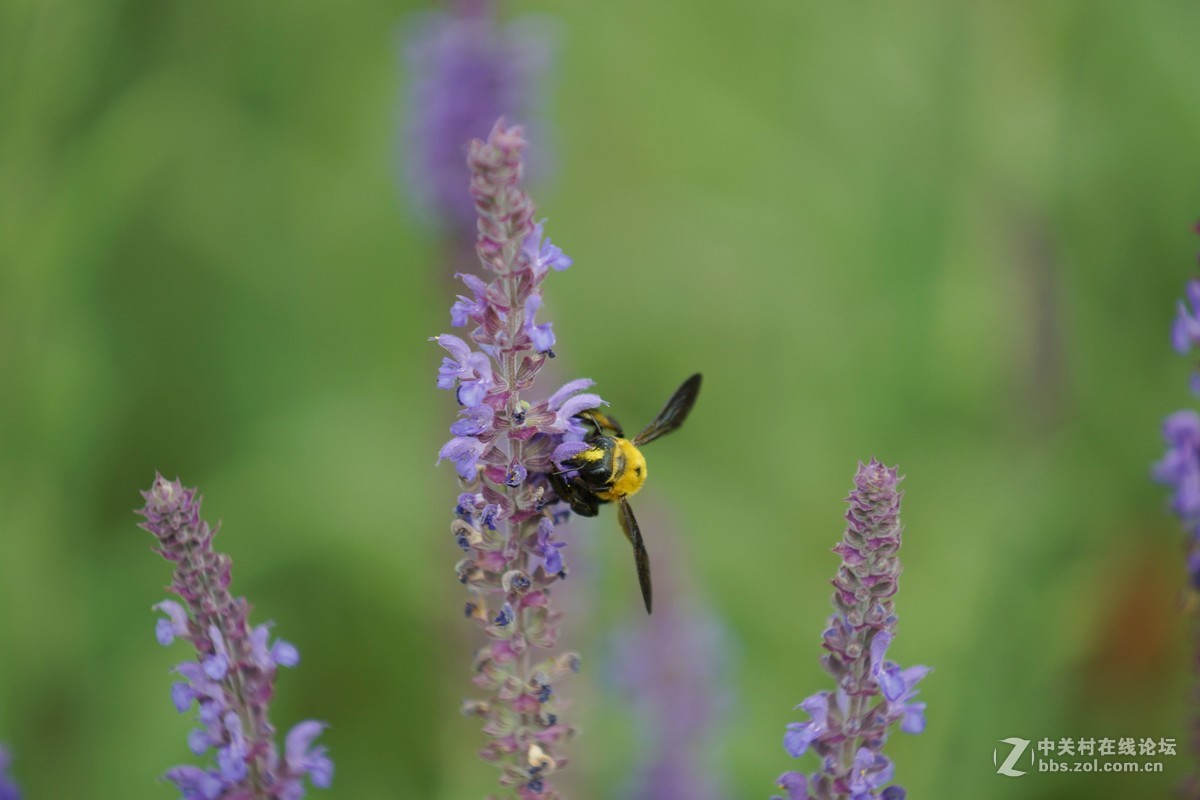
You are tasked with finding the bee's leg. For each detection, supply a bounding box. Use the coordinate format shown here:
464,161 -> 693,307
548,471 -> 601,517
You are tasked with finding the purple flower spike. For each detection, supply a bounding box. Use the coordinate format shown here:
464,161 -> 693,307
434,122 -> 592,798
137,474 -> 332,799
774,460 -> 928,799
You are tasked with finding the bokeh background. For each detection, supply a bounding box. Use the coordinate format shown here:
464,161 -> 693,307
3,1 -> 1200,798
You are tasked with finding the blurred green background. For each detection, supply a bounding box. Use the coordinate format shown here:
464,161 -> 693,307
3,1 -> 1200,798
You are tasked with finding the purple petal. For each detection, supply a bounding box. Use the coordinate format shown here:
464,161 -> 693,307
1164,411 -> 1200,444
458,381 -> 488,407
901,701 -> 927,734
552,393 -> 603,431
784,722 -> 816,757
547,378 -> 594,410
433,333 -> 471,362
249,624 -> 272,667
529,321 -> 555,353
187,728 -> 211,755
272,639 -> 300,668
794,693 -> 829,726
153,601 -> 189,645
504,463 -> 528,487
217,746 -> 247,783
552,440 -> 591,466
1187,279 -> 1200,309
171,682 -> 195,713
878,663 -> 906,701
202,654 -> 228,681
285,721 -> 327,768
284,720 -> 334,787
164,766 -> 224,800
437,436 -> 487,480
869,630 -> 892,668
775,771 -> 810,800
450,404 -> 494,436
899,664 -> 931,689
156,618 -> 178,646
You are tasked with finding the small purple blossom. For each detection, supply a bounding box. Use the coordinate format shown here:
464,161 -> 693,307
535,517 -> 567,574
137,474 -> 332,799
847,749 -> 894,798
523,294 -> 556,354
771,771 -> 808,800
434,333 -> 494,406
434,122 -> 589,798
438,434 -> 490,481
775,460 -> 927,800
523,221 -> 573,277
784,694 -> 830,758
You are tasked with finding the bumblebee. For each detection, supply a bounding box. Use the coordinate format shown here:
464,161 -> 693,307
550,373 -> 702,614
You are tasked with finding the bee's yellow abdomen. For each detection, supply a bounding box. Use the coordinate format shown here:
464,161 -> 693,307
598,438 -> 647,500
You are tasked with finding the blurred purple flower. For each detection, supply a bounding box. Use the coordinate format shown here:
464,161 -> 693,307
436,121 -> 591,799
1173,279 -> 1200,355
1156,411 -> 1200,560
774,460 -> 927,800
138,474 -> 332,799
1155,226 -> 1200,796
609,555 -> 732,800
402,0 -> 556,237
0,747 -> 19,800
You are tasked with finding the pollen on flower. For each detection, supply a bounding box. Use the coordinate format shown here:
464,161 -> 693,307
527,743 -> 555,771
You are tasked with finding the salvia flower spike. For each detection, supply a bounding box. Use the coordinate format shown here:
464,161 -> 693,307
436,121 -> 588,800
774,459 -> 928,800
137,474 -> 332,799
